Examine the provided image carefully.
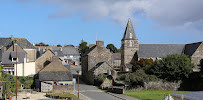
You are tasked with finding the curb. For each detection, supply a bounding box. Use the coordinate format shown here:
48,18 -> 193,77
106,92 -> 126,100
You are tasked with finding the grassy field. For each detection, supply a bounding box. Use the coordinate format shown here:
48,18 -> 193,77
125,90 -> 192,100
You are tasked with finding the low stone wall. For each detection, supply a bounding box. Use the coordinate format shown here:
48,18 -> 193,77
144,81 -> 180,91
53,85 -> 73,93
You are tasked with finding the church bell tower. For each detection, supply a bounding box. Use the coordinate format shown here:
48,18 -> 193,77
121,18 -> 139,71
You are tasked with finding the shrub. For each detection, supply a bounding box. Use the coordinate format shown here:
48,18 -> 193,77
148,54 -> 194,82
94,74 -> 106,86
132,58 -> 153,72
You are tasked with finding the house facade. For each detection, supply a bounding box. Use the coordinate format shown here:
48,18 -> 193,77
121,18 -> 203,71
81,40 -> 113,84
0,36 -> 36,76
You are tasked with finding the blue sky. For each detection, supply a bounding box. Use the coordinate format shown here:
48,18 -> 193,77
0,0 -> 203,48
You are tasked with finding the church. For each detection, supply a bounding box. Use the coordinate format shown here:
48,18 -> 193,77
120,18 -> 203,71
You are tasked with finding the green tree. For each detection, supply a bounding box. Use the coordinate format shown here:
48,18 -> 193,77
35,42 -> 49,46
79,41 -> 89,56
106,44 -> 118,53
199,59 -> 203,75
148,54 -> 194,82
132,58 -> 153,72
57,44 -> 62,47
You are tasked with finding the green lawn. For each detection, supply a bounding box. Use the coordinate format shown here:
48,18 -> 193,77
125,90 -> 192,100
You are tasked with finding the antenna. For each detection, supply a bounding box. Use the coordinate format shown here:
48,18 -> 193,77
96,32 -> 98,41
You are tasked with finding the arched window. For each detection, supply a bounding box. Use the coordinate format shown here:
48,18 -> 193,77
129,33 -> 132,39
129,40 -> 133,47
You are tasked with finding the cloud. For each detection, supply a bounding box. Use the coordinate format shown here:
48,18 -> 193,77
16,0 -> 203,33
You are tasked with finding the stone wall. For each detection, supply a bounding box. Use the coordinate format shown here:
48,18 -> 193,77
35,50 -> 54,73
53,85 -> 73,93
94,62 -> 113,76
41,81 -> 53,92
24,49 -> 36,62
191,42 -> 203,71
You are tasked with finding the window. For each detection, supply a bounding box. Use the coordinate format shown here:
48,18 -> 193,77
12,58 -> 18,62
129,41 -> 133,47
129,33 -> 132,39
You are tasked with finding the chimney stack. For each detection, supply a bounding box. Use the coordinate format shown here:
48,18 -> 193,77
96,40 -> 104,47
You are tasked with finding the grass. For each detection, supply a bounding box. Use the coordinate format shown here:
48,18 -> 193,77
47,93 -> 78,99
125,90 -> 192,100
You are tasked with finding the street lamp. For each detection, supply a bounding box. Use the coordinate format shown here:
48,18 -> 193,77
76,70 -> 80,99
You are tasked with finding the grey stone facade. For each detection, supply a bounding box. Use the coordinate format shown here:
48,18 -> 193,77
82,40 -> 113,84
120,18 -> 203,71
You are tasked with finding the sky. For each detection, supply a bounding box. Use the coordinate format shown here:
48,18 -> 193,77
0,0 -> 203,48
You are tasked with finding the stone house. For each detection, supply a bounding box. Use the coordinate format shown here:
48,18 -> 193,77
81,40 -> 113,84
113,53 -> 121,69
35,48 -> 55,73
121,18 -> 203,71
0,36 -> 36,76
37,56 -> 73,92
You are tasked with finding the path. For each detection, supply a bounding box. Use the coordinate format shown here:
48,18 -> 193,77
173,91 -> 203,100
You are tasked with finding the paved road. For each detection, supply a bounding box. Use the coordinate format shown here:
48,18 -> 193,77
71,66 -> 137,100
173,91 -> 203,100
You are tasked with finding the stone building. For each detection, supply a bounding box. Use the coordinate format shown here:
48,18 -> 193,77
113,53 -> 121,69
81,40 -> 113,84
121,18 -> 203,71
37,56 -> 73,92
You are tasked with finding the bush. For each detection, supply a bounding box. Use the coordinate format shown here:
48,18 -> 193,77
117,69 -> 159,87
132,58 -> 153,72
148,54 -> 194,82
199,59 -> 203,75
94,74 -> 106,86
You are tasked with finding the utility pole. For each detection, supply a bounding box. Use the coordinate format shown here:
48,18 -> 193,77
76,70 -> 80,99
15,43 -> 18,100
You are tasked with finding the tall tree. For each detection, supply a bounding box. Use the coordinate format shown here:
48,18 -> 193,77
79,41 -> 89,56
35,42 -> 49,46
106,44 -> 118,53
148,54 -> 194,82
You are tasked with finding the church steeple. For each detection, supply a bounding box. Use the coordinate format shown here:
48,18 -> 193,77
122,18 -> 137,41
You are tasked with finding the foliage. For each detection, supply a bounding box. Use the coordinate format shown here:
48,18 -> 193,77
117,69 -> 159,86
106,44 -> 118,53
125,90 -> 192,100
148,54 -> 194,82
17,76 -> 34,89
35,42 -> 49,46
79,41 -> 89,56
57,44 -> 62,47
132,58 -> 153,72
199,59 -> 203,75
94,74 -> 106,86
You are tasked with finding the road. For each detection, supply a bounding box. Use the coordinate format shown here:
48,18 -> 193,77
71,65 -> 137,100
172,91 -> 203,100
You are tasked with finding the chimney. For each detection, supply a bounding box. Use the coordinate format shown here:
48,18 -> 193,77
96,40 -> 104,47
59,47 -> 62,51
89,44 -> 96,48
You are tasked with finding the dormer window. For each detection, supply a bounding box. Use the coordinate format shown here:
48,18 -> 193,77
12,58 -> 18,62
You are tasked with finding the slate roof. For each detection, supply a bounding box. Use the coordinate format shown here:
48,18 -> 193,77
1,52 -> 26,65
53,50 -> 64,57
138,44 -> 185,58
0,37 -> 35,49
82,45 -> 96,56
39,56 -> 72,81
122,18 -> 137,40
184,42 -> 202,57
62,47 -> 80,55
90,62 -> 112,72
113,53 -> 121,60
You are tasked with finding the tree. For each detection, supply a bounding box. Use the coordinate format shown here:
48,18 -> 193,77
132,58 -> 153,72
106,44 -> 118,53
57,44 -> 62,47
148,54 -> 194,82
35,42 -> 49,46
79,41 -> 89,56
199,59 -> 203,75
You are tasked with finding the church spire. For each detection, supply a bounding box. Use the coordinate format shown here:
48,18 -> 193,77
122,18 -> 137,41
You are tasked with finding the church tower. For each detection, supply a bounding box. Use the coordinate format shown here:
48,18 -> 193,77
121,18 -> 139,71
